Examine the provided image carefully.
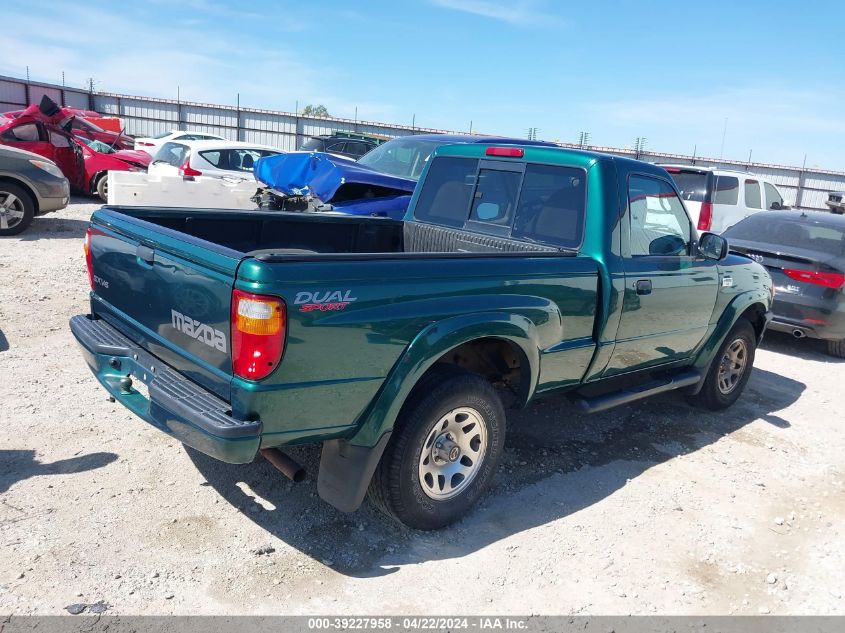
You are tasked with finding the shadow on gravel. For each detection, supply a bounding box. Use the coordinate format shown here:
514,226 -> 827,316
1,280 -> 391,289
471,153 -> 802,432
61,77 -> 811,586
188,365 -> 804,578
20,216 -> 90,241
761,330 -> 844,363
0,329 -> 8,352
0,450 -> 118,494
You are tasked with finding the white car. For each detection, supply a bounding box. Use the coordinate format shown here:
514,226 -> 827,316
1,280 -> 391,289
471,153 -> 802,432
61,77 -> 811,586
134,130 -> 226,155
661,165 -> 789,234
148,140 -> 283,180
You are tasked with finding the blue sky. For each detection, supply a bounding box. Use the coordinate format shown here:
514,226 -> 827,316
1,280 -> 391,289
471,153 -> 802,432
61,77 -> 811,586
3,0 -> 844,169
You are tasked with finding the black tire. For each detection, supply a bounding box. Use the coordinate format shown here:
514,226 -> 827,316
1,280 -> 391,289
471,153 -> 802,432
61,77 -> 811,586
96,173 -> 108,202
368,365 -> 506,530
827,339 -> 845,358
0,182 -> 35,236
688,319 -> 756,410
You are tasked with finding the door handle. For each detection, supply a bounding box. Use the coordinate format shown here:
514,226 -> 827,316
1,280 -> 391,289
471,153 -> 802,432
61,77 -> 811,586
635,279 -> 652,295
136,244 -> 155,267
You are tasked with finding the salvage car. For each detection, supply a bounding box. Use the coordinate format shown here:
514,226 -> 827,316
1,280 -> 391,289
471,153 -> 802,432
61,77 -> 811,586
149,139 -> 282,180
4,96 -> 134,150
661,165 -> 789,234
299,131 -> 387,159
71,144 -> 773,529
0,116 -> 149,202
252,133 -> 555,219
0,145 -> 69,235
133,129 -> 227,156
825,191 -> 845,214
724,210 -> 845,357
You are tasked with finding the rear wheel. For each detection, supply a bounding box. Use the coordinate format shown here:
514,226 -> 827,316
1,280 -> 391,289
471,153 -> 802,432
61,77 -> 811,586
368,366 -> 506,530
827,339 -> 845,358
688,319 -> 756,410
0,183 -> 35,236
96,174 -> 109,202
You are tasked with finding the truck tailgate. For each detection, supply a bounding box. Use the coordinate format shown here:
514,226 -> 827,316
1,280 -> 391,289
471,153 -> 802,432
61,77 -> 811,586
87,209 -> 241,401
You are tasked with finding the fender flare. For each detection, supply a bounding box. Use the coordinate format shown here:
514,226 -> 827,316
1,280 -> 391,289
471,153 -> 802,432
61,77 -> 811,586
353,311 -> 541,448
316,312 -> 540,513
689,289 -> 771,393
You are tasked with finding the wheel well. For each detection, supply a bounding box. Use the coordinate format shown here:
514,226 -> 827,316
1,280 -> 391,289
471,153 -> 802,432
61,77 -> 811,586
92,171 -> 107,194
740,303 -> 768,342
431,337 -> 530,407
0,176 -> 38,214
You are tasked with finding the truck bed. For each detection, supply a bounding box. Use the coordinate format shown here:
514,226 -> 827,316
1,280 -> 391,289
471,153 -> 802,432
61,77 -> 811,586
102,206 -> 570,259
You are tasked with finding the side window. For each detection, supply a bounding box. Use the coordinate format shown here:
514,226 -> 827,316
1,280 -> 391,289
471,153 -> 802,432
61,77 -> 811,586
49,130 -> 71,148
1,123 -> 41,142
155,142 -> 190,167
413,157 -> 478,227
199,150 -> 223,168
744,179 -> 762,209
764,182 -> 784,209
344,141 -> 369,158
512,164 -> 586,248
326,141 -> 347,154
629,175 -> 691,257
468,169 -> 522,227
712,176 -> 739,205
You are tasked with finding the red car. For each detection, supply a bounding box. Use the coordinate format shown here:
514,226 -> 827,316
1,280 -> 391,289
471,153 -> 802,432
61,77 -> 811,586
0,109 -> 149,202
4,96 -> 134,150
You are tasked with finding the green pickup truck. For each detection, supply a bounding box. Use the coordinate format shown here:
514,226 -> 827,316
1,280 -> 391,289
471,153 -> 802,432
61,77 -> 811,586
71,143 -> 773,529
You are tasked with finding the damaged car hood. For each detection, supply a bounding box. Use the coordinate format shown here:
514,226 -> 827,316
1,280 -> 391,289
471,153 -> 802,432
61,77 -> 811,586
253,151 -> 416,202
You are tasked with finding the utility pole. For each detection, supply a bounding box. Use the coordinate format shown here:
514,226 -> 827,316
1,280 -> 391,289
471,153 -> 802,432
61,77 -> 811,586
634,137 -> 647,160
719,117 -> 728,162
469,120 -> 473,134
578,131 -> 591,148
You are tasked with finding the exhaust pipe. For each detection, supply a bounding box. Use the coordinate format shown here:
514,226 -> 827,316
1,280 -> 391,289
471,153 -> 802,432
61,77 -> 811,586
792,328 -> 806,339
260,448 -> 305,483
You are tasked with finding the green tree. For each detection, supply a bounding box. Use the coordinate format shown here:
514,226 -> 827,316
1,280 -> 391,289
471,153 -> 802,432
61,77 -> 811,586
301,104 -> 330,118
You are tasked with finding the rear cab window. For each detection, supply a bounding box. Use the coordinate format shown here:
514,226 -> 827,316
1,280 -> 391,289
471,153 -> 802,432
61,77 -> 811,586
413,155 -> 586,249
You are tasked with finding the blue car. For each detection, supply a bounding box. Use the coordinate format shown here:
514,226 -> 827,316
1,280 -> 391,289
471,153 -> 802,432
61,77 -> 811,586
253,133 -> 556,220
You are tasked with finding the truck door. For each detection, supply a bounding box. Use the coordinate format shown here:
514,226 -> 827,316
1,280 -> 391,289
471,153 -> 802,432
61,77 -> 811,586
605,172 -> 718,375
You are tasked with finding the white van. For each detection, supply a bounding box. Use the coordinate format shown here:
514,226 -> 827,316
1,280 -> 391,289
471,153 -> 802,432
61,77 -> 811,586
660,165 -> 788,234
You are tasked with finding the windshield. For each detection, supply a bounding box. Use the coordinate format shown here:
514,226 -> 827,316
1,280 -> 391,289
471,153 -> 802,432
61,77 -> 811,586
357,137 -> 445,180
726,215 -> 845,256
78,137 -> 114,153
667,170 -> 709,202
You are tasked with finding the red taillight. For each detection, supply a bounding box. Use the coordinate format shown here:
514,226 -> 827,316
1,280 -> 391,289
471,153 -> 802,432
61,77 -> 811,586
137,141 -> 154,147
485,146 -> 524,157
697,201 -> 713,231
231,290 -> 286,381
83,227 -> 105,290
664,167 -> 681,173
178,158 -> 202,177
783,269 -> 845,289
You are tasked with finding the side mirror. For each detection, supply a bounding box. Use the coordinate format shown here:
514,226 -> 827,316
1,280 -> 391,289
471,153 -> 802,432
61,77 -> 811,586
699,232 -> 728,260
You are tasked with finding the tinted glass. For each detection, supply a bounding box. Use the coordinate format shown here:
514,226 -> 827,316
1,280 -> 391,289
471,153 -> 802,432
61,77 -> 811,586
713,176 -> 739,205
764,182 -> 784,209
629,175 -> 691,256
413,157 -> 477,227
153,142 -> 190,166
669,170 -> 708,202
468,169 -> 522,226
1,123 -> 40,142
725,215 -> 845,256
300,138 -> 324,151
744,179 -> 762,209
512,164 -> 586,248
344,141 -> 370,158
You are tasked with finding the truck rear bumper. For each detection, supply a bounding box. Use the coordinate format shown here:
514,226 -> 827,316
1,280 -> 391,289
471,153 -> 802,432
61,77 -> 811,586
70,314 -> 261,464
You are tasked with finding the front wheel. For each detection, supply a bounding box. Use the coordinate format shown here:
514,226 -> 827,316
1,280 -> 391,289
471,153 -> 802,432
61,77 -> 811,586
0,183 -> 35,236
688,319 -> 756,410
368,366 -> 506,530
96,173 -> 109,203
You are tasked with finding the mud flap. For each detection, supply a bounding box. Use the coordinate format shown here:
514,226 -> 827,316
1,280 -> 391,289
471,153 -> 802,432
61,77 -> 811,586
317,433 -> 392,513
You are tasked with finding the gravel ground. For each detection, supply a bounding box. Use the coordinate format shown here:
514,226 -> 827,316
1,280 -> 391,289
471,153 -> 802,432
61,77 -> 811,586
0,199 -> 843,615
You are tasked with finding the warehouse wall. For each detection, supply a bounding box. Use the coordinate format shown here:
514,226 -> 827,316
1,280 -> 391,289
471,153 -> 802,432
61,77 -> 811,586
2,74 -> 843,210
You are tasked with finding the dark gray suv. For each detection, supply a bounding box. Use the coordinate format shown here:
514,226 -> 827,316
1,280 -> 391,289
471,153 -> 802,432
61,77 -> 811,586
0,145 -> 69,235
